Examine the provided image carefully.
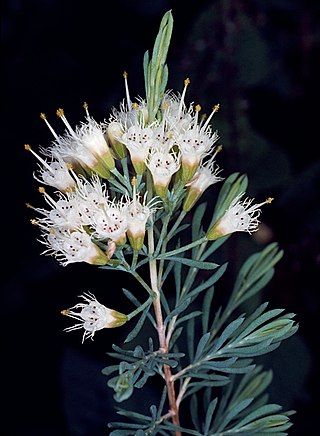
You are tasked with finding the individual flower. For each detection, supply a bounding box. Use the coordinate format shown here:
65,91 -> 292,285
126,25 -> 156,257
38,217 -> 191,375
72,174 -> 109,225
145,146 -> 181,198
183,149 -> 224,212
39,226 -> 109,266
76,115 -> 115,170
126,178 -> 159,251
120,124 -> 154,174
42,110 -> 111,179
91,197 -> 128,245
161,79 -> 193,132
24,144 -> 75,192
32,187 -> 82,229
206,194 -> 274,240
175,104 -> 219,183
106,72 -> 148,160
61,292 -> 128,342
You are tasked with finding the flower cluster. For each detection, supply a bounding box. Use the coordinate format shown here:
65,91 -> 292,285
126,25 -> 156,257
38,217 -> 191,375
26,76 -> 224,267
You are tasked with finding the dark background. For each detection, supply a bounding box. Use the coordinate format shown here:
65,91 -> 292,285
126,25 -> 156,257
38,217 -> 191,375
2,0 -> 320,435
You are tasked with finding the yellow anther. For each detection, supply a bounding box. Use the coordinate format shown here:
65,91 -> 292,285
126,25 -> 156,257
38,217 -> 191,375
61,310 -> 70,316
184,78 -> 190,86
216,145 -> 223,153
168,133 -> 173,139
38,186 -> 45,193
30,219 -> 38,225
123,71 -> 128,79
56,108 -> 64,117
131,176 -> 137,187
163,102 -> 169,110
65,187 -> 71,193
24,143 -> 31,151
195,104 -> 201,112
49,229 -> 55,234
132,102 -> 139,109
83,102 -> 88,109
213,103 -> 220,113
265,197 -> 274,204
40,113 -> 46,120
66,163 -> 73,170
201,114 -> 207,121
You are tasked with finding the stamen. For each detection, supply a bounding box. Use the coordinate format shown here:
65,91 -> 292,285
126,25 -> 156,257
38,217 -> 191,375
61,310 -> 70,315
24,144 -> 56,174
177,77 -> 190,119
212,145 -> 223,158
83,102 -> 90,117
38,186 -> 60,209
131,176 -> 137,213
40,113 -> 59,139
56,108 -> 77,138
194,104 -> 201,127
123,71 -> 132,110
203,103 -> 220,131
265,197 -> 274,204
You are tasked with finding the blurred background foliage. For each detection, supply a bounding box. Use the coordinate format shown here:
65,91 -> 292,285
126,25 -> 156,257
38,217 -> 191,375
2,0 -> 319,435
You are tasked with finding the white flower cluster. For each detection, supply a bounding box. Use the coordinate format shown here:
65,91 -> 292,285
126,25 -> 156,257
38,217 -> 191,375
26,77 -> 225,266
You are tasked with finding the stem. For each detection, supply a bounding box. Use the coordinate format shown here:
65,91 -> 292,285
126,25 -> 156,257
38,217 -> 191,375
130,270 -> 155,298
166,210 -> 186,241
147,217 -> 181,433
157,236 -> 207,259
131,250 -> 139,270
127,296 -> 152,320
176,377 -> 191,408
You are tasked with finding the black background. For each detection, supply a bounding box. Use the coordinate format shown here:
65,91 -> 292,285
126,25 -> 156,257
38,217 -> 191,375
2,0 -> 320,435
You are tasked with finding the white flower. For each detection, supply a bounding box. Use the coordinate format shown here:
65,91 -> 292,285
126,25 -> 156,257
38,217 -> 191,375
120,124 -> 154,173
24,144 -> 75,192
176,104 -> 219,170
61,292 -> 127,342
91,198 -> 128,244
183,153 -> 224,212
42,109 -> 111,179
76,117 -> 115,170
162,79 -> 193,132
186,153 -> 224,192
126,178 -> 159,250
207,194 -> 274,240
73,174 -> 109,225
146,146 -> 181,197
33,187 -> 82,229
40,227 -> 108,266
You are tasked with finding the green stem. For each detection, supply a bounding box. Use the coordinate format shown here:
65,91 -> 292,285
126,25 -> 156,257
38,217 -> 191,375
131,250 -> 139,270
127,296 -> 152,321
157,236 -> 207,259
131,270 -> 155,298
166,210 -> 186,242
